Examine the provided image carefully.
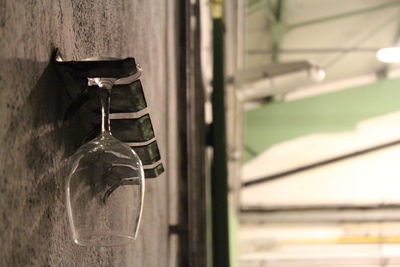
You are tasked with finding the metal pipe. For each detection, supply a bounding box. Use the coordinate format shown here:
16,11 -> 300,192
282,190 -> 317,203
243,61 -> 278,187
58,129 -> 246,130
241,203 -> 400,213
246,47 -> 380,55
246,0 -> 269,15
243,138 -> 400,187
240,204 -> 400,223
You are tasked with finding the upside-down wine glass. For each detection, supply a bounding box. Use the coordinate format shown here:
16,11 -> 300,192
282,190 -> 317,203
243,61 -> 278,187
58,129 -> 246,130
66,77 -> 145,246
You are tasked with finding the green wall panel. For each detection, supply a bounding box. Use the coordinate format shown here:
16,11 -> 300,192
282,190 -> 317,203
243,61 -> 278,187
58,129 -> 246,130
245,78 -> 400,162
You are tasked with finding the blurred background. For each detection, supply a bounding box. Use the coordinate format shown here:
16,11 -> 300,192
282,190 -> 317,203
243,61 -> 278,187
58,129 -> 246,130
221,0 -> 400,266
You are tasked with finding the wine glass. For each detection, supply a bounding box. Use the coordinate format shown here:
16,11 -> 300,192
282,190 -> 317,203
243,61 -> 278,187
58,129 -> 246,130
65,77 -> 145,247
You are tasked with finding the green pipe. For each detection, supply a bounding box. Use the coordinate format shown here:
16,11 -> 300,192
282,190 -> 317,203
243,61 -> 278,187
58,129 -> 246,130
211,16 -> 230,267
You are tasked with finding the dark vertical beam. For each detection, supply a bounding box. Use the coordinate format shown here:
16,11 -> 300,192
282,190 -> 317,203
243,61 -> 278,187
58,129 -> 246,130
187,1 -> 208,267
176,0 -> 208,266
176,0 -> 189,266
212,9 -> 231,267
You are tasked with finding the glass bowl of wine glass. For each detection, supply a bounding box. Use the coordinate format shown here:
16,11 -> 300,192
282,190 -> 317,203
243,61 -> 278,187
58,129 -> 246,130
65,74 -> 145,247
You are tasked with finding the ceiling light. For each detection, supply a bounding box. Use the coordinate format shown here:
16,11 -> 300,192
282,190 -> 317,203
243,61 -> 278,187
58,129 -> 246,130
377,47 -> 400,63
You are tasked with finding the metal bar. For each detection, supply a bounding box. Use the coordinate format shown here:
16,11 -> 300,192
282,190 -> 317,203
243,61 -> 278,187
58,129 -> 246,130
289,1 -> 400,29
323,12 -> 398,69
244,145 -> 258,157
234,60 -> 312,84
241,203 -> 400,213
247,47 -> 380,55
243,138 -> 400,187
246,0 -> 264,8
240,204 -> 400,223
240,212 -> 400,223
275,0 -> 283,21
270,0 -> 284,62
265,0 -> 277,24
246,0 -> 268,15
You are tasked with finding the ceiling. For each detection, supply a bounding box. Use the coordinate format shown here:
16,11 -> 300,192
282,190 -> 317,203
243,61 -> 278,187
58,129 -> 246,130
244,0 -> 400,89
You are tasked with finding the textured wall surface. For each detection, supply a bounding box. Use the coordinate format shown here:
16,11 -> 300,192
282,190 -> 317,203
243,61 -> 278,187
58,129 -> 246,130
0,1 -> 178,266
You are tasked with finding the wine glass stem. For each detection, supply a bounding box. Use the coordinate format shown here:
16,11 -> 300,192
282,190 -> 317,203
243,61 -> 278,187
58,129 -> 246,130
100,87 -> 111,134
